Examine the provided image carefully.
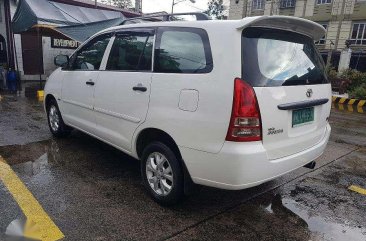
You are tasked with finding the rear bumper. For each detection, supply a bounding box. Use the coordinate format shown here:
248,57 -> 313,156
181,123 -> 331,190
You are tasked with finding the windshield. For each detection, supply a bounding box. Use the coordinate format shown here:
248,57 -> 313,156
242,28 -> 328,87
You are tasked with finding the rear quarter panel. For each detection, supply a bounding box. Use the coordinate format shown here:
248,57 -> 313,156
134,25 -> 242,154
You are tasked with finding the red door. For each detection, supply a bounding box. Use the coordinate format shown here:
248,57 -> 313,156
21,33 -> 44,75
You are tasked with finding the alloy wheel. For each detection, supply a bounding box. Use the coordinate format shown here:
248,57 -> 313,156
145,152 -> 173,196
49,105 -> 60,132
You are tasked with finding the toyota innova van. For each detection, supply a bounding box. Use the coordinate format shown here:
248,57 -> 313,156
45,15 -> 331,205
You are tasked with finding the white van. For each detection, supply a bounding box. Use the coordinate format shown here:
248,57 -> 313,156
45,14 -> 331,205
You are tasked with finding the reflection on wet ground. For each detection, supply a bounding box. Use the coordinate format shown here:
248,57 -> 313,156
0,95 -> 365,240
0,93 -> 50,146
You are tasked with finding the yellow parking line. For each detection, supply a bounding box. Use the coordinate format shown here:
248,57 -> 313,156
0,156 -> 64,241
348,185 -> 366,195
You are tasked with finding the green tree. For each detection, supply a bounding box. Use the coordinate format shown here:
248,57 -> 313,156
101,0 -> 132,9
205,0 -> 225,20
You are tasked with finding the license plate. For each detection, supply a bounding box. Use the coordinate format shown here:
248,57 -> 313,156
292,107 -> 314,127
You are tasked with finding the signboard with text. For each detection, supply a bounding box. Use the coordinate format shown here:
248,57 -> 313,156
51,37 -> 79,49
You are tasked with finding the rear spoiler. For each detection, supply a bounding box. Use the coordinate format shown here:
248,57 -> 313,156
236,16 -> 326,41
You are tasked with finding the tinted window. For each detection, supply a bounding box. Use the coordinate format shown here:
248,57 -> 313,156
71,34 -> 111,70
106,32 -> 154,71
242,28 -> 328,87
154,27 -> 212,73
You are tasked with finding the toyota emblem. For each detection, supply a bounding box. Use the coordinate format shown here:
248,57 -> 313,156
306,89 -> 313,98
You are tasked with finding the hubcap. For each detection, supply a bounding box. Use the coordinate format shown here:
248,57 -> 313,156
49,105 -> 60,132
146,152 -> 173,196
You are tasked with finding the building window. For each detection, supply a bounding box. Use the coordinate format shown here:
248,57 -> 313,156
280,0 -> 296,8
350,23 -> 366,45
252,0 -> 264,10
315,24 -> 328,45
317,0 -> 331,4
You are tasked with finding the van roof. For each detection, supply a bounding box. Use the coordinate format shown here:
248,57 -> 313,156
96,15 -> 325,42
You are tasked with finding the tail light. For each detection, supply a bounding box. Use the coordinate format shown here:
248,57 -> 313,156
226,78 -> 262,142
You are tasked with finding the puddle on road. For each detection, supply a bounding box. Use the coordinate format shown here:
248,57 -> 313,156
0,132 -> 139,181
242,193 -> 366,241
282,198 -> 366,241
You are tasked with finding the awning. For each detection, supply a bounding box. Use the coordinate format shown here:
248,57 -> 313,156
56,18 -> 124,42
12,0 -> 125,41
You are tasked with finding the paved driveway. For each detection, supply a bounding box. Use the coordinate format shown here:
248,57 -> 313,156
0,94 -> 365,241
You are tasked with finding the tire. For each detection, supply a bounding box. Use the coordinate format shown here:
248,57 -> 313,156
46,99 -> 71,138
141,142 -> 184,205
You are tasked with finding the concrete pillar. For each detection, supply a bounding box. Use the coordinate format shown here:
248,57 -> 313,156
294,0 -> 306,17
135,0 -> 142,13
264,0 -> 272,15
304,0 -> 315,17
228,0 -> 246,19
338,48 -> 352,73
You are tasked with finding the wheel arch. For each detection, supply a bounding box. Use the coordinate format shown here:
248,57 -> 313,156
135,128 -> 182,160
45,94 -> 57,110
135,127 -> 194,193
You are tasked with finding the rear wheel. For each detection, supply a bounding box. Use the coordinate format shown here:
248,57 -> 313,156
141,142 -> 184,205
46,99 -> 71,138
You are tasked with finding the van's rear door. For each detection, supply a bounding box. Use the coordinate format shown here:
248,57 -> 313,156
242,27 -> 331,160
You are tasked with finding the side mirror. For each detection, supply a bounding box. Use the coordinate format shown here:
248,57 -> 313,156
54,55 -> 69,68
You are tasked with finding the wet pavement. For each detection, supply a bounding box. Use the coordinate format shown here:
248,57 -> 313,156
0,94 -> 365,241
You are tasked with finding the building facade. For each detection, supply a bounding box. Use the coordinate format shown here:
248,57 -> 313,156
229,0 -> 366,71
0,0 -> 140,84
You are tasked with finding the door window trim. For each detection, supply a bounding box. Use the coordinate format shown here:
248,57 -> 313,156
101,28 -> 156,73
153,27 -> 213,74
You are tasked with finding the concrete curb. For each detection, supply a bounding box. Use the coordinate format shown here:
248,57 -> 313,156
332,96 -> 366,107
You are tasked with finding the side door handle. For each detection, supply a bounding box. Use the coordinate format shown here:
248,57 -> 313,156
132,85 -> 147,92
86,81 -> 95,86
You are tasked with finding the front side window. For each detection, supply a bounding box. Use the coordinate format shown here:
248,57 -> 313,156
106,31 -> 154,71
280,0 -> 296,8
315,24 -> 328,45
242,28 -> 328,87
70,34 -> 111,71
350,23 -> 366,45
252,0 -> 264,10
154,27 -> 212,74
317,0 -> 331,4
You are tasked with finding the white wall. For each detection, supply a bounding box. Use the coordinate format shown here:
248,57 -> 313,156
42,36 -> 75,77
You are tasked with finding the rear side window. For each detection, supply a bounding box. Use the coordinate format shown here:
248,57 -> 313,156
154,27 -> 213,73
242,28 -> 328,87
106,31 -> 154,71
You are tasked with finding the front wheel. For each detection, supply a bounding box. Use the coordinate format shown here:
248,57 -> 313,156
141,142 -> 184,205
46,99 -> 71,138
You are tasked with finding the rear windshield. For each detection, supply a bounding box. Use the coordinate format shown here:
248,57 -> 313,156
242,28 -> 328,87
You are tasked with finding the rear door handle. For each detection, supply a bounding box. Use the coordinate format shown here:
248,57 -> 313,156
132,85 -> 147,92
86,81 -> 95,86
